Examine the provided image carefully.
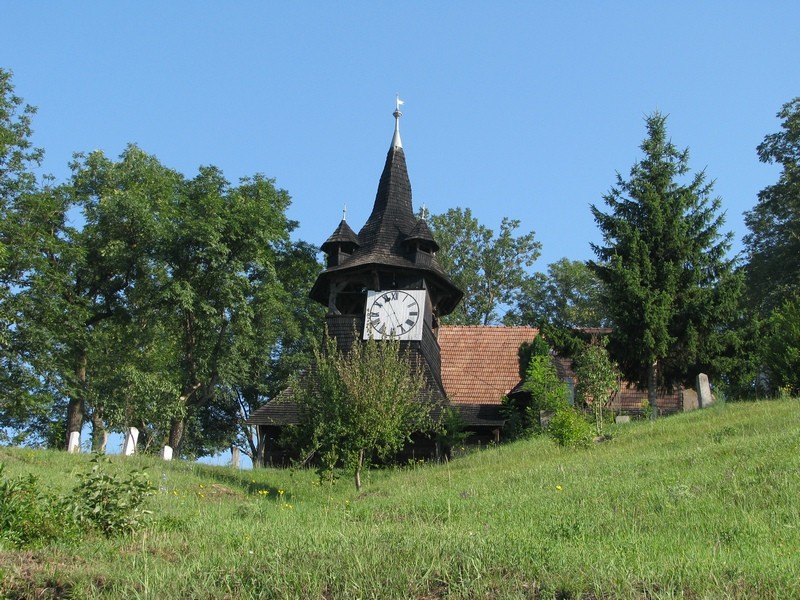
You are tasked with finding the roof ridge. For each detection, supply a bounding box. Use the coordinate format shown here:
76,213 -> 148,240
440,325 -> 540,330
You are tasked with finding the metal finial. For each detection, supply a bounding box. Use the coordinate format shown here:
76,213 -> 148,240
420,203 -> 428,220
392,95 -> 404,149
342,204 -> 347,222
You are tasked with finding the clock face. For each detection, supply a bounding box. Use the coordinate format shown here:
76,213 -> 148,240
364,290 -> 425,340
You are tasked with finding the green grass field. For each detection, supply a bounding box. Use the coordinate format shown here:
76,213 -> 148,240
2,399 -> 799,599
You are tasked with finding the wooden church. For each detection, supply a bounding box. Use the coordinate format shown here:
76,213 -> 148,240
247,101 -> 521,464
247,102 -> 684,465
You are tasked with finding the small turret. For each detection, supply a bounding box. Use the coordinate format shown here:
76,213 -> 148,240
320,208 -> 360,268
405,218 -> 439,266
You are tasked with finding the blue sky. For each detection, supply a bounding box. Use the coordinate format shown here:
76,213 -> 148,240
4,2 -> 798,464
4,2 -> 798,272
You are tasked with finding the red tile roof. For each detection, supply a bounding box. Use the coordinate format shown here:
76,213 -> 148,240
439,326 -> 539,405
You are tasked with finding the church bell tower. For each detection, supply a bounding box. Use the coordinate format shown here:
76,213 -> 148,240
309,99 -> 462,400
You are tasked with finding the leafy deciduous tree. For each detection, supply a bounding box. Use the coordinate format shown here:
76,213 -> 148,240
67,147 -> 182,450
507,258 -> 608,329
522,354 -> 570,414
161,167 -> 295,457
426,207 -> 540,325
226,240 -> 324,465
0,68 -> 51,443
574,340 -> 620,437
744,97 -> 800,314
4,144 -> 175,449
761,299 -> 800,396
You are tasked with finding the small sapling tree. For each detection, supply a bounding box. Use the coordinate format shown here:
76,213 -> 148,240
574,339 -> 620,437
523,354 -> 570,414
295,334 -> 433,491
502,351 -> 571,440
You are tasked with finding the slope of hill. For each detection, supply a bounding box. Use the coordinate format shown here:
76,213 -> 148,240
2,399 -> 798,599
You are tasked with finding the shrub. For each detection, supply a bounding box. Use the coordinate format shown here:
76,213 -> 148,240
294,335 -> 432,491
523,355 -> 570,413
500,395 -> 536,441
437,406 -> 470,455
0,464 -> 73,548
548,407 -> 592,447
502,354 -> 571,442
763,299 -> 800,395
67,454 -> 154,536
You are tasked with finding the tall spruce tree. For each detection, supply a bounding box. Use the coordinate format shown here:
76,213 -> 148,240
590,113 -> 740,414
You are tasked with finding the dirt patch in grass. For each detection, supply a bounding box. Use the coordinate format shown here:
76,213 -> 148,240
0,550 -> 77,599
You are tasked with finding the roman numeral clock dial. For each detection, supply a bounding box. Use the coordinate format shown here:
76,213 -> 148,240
364,289 -> 426,340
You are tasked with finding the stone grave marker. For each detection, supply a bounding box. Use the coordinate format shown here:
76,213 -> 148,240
697,373 -> 713,408
161,445 -> 173,461
682,388 -> 699,412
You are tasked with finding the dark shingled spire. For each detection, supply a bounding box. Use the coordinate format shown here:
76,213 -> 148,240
355,142 -> 418,258
309,105 -> 462,315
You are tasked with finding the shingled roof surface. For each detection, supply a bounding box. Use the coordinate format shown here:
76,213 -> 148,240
318,145 -> 452,279
320,219 -> 360,253
309,120 -> 461,314
406,218 -> 439,252
439,326 -> 539,405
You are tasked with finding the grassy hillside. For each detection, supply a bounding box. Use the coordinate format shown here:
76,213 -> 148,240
1,399 -> 799,599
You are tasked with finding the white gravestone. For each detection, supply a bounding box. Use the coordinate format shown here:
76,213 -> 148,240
161,445 -> 173,461
67,431 -> 81,454
122,427 -> 139,456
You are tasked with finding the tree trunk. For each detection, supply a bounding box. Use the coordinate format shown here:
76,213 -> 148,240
169,417 -> 185,455
647,360 -> 658,420
65,350 -> 88,450
254,427 -> 265,468
90,413 -> 108,453
65,398 -> 84,450
168,381 -> 201,457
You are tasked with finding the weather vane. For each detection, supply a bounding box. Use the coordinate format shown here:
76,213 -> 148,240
391,94 -> 404,149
